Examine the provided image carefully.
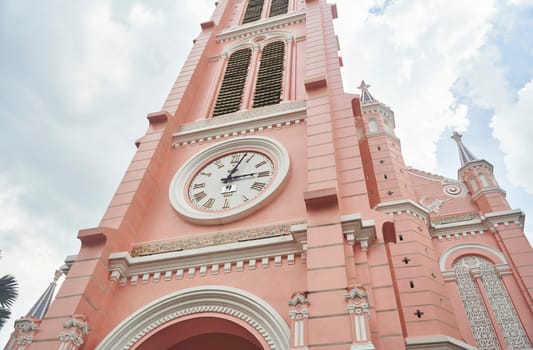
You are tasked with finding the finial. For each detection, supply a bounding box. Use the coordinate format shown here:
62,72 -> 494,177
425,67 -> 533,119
358,80 -> 376,104
26,269 -> 63,319
451,131 -> 477,166
53,269 -> 63,283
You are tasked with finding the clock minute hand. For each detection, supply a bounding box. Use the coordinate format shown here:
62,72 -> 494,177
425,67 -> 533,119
222,153 -> 248,183
220,172 -> 256,182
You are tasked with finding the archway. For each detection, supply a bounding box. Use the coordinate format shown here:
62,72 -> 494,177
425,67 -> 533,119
135,315 -> 265,350
96,286 -> 290,350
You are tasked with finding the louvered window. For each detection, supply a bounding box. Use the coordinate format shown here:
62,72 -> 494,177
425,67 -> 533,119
212,48 -> 252,117
253,41 -> 285,108
269,0 -> 288,17
242,0 -> 264,24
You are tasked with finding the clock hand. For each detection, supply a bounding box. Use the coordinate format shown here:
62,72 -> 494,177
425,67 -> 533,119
222,153 -> 248,183
220,172 -> 256,182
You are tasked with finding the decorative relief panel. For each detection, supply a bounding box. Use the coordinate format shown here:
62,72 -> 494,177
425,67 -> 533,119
131,222 -> 302,256
453,256 -> 531,350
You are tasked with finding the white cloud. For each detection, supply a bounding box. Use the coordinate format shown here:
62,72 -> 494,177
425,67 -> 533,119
492,80 -> 533,193
0,174 -> 70,344
335,0 -> 494,170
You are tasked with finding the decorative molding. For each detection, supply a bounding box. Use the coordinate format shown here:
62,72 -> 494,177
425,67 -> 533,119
430,209 -> 524,239
341,213 -> 376,252
288,292 -> 309,307
418,195 -> 452,214
374,200 -> 429,223
452,256 -> 531,349
216,10 -> 306,43
439,243 -> 508,272
221,30 -> 295,57
10,317 -> 40,348
172,101 -> 306,147
431,212 -> 480,226
405,335 -> 477,350
95,286 -> 290,350
361,101 -> 395,128
131,222 -> 303,256
109,222 -> 307,285
484,209 -> 524,228
58,315 -> 88,350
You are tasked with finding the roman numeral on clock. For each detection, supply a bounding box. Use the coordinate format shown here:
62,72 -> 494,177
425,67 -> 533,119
194,191 -> 207,202
223,198 -> 231,209
255,160 -> 267,168
193,183 -> 205,189
258,171 -> 270,177
214,160 -> 224,169
250,182 -> 266,191
203,198 -> 216,208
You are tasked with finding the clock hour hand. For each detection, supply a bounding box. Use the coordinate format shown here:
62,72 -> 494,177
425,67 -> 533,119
221,172 -> 256,182
222,153 -> 247,183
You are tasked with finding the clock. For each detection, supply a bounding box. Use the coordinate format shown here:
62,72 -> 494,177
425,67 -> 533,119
169,137 -> 290,225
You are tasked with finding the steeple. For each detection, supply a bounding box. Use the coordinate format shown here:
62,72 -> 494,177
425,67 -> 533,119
26,270 -> 62,319
451,131 -> 477,166
451,131 -> 510,213
358,80 -> 376,104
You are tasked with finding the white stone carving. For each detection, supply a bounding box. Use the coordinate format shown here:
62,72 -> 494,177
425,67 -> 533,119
345,287 -> 375,349
95,286 -> 290,350
453,256 -> 531,350
419,195 -> 452,214
58,316 -> 88,350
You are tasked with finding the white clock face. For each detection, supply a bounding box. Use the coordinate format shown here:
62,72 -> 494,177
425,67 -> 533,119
169,137 -> 290,225
187,151 -> 275,211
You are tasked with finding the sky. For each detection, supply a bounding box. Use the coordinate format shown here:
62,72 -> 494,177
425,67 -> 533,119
1,0 -> 532,345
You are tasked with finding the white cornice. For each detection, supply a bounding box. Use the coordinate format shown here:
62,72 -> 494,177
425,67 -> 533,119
375,200 -> 429,222
216,11 -> 306,43
172,101 -> 306,147
405,335 -> 477,350
471,186 -> 507,201
341,213 -> 376,251
430,209 -> 525,239
108,225 -> 307,284
484,208 -> 524,228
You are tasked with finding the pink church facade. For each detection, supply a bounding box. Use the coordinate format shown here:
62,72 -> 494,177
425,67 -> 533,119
6,0 -> 533,349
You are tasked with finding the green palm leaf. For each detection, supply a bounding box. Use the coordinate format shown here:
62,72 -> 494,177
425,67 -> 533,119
0,275 -> 18,308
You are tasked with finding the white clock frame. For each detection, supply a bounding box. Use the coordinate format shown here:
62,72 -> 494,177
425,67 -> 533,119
169,136 -> 290,225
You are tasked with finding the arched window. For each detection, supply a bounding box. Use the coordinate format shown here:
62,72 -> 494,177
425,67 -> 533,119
253,41 -> 285,108
242,0 -> 264,24
367,119 -> 378,133
453,256 -> 530,350
468,177 -> 479,192
479,173 -> 490,187
269,0 -> 288,17
212,48 -> 252,117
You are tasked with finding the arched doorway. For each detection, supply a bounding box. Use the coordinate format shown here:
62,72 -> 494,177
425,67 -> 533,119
135,315 -> 265,350
96,286 -> 290,350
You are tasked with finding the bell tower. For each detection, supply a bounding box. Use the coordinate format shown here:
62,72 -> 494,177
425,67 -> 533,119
7,1 -> 533,350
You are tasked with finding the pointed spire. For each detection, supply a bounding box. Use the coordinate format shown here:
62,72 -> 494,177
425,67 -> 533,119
451,131 -> 478,166
358,80 -> 376,104
26,269 -> 62,319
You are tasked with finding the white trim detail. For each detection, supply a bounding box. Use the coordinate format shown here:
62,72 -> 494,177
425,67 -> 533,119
439,243 -> 508,272
95,286 -> 290,350
169,137 -> 290,225
405,335 -> 477,350
172,101 -> 306,148
216,10 -> 306,43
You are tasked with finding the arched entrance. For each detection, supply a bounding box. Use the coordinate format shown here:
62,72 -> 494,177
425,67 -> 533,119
96,286 -> 290,350
135,314 -> 266,350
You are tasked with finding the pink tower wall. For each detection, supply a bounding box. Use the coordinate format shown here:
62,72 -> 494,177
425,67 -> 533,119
10,1 -> 533,350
